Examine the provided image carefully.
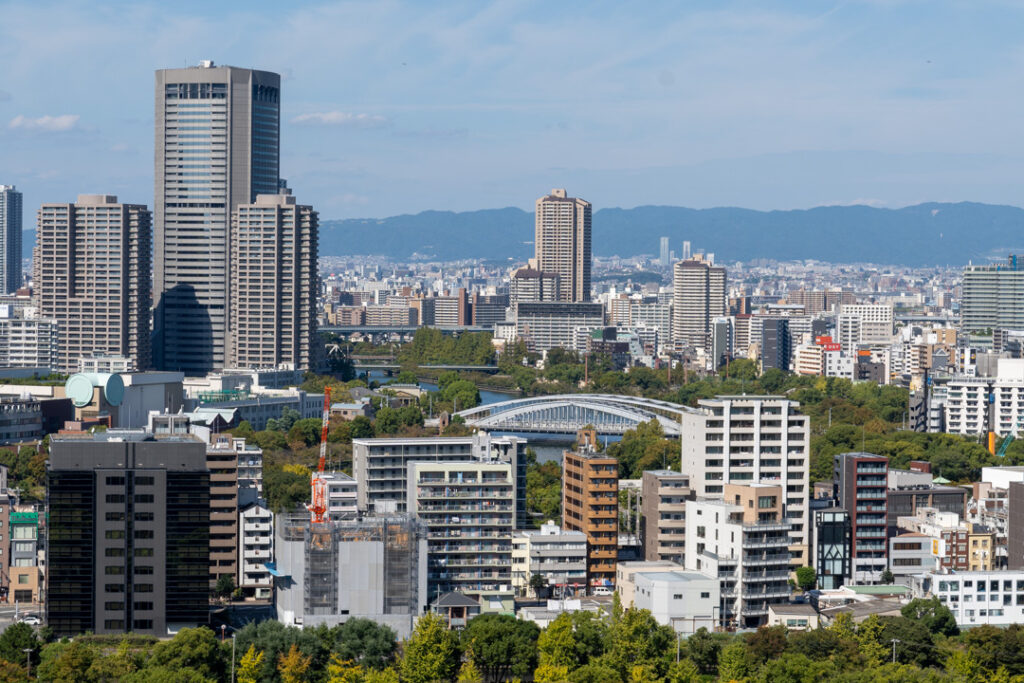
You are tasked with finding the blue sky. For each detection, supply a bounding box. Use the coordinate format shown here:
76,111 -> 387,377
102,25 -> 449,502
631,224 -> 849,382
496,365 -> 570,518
3,0 -> 1024,219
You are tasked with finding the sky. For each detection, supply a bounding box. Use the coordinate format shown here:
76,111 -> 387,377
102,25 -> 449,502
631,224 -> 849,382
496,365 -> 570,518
3,0 -> 1024,220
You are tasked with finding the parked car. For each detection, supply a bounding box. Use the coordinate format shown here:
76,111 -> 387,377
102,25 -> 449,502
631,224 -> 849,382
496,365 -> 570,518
19,615 -> 40,626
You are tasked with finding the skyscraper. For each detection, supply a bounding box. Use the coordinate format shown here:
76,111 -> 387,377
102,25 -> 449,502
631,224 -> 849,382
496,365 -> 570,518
154,62 -> 281,374
229,191 -> 318,370
0,186 -> 22,294
960,256 -> 1024,333
672,255 -> 726,352
534,189 -> 591,302
35,195 -> 152,372
659,236 -> 669,267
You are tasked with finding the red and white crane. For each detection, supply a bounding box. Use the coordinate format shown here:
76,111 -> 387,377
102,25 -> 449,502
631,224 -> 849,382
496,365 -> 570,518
308,386 -> 331,524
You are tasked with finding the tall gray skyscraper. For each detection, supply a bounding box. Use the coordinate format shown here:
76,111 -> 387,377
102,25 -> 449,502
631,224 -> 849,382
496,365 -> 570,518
659,236 -> 669,267
35,195 -> 152,372
154,61 -> 281,374
534,189 -> 591,302
0,185 -> 22,294
672,255 -> 726,352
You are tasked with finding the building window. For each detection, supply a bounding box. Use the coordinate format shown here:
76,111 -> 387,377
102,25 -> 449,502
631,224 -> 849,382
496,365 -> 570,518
700,592 -> 710,599
132,620 -> 153,631
104,548 -> 125,557
134,495 -> 154,504
135,476 -> 155,486
16,575 -> 28,584
105,530 -> 125,540
104,620 -> 126,630
11,526 -> 35,540
105,495 -> 125,504
104,566 -> 125,575
104,602 -> 124,611
134,566 -> 154,575
105,477 -> 125,486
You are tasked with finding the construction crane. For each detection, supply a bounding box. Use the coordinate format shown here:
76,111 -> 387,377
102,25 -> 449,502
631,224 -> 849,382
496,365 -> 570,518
308,386 -> 331,524
997,432 -> 1016,458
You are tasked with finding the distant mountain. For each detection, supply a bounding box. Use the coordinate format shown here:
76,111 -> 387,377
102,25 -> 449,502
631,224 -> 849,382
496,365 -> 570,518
24,201 -> 1024,266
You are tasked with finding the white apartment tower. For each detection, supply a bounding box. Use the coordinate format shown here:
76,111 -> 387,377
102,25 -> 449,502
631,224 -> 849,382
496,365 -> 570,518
154,62 -> 281,374
680,396 -> 810,568
534,189 -> 592,302
229,192 -> 318,371
34,195 -> 152,372
672,256 -> 726,351
0,186 -> 22,294
836,303 -> 894,348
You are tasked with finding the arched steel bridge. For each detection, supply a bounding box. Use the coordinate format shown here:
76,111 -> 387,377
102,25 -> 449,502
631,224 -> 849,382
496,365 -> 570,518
455,394 -> 699,436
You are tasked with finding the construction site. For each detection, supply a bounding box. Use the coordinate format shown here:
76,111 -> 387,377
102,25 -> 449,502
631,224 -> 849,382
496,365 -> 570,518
273,512 -> 426,638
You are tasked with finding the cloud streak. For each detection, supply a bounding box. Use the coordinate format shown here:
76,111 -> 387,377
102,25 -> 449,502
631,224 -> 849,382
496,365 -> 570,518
9,114 -> 79,131
291,111 -> 389,127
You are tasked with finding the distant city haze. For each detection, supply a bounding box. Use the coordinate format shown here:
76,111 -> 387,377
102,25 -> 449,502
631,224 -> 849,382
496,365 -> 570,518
3,1 -> 1024,222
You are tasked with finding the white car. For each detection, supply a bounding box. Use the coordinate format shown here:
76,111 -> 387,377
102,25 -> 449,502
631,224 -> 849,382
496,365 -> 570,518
20,615 -> 40,626
592,586 -> 613,596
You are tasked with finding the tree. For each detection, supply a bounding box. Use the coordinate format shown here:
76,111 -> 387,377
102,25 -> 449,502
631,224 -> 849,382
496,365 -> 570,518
828,612 -> 856,639
215,574 -> 236,599
901,597 -> 959,637
795,566 -> 817,591
457,657 -> 484,683
665,658 -> 701,683
37,641 -> 97,683
855,614 -> 887,667
0,622 -> 39,669
530,573 -> 549,597
327,655 -> 364,683
717,638 -> 752,681
331,618 -> 398,670
400,613 -> 458,683
86,638 -> 143,681
237,645 -> 264,683
278,644 -> 312,683
881,568 -> 895,585
538,613 -> 578,669
350,416 -> 375,439
288,418 -> 324,447
461,613 -> 540,682
686,628 -> 721,676
148,627 -> 225,680
744,625 -> 787,663
567,662 -> 622,683
604,608 -> 675,678
879,617 -> 935,668
945,650 -> 984,683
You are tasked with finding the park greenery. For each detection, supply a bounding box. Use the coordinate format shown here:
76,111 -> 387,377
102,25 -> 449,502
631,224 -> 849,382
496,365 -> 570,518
7,598 -> 1024,682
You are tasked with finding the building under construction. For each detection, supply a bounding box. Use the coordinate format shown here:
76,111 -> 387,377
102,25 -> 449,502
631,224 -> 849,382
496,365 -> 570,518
274,512 -> 426,638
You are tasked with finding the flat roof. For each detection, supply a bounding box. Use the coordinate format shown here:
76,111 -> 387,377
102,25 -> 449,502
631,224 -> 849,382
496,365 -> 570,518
769,603 -> 817,616
636,571 -> 709,582
847,585 -> 910,595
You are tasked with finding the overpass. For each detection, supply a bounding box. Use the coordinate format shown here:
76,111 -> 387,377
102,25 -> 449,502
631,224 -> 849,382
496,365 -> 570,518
352,362 -> 501,374
455,394 -> 699,436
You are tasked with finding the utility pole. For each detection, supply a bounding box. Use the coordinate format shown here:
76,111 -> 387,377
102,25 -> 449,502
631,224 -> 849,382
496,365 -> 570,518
891,638 -> 900,664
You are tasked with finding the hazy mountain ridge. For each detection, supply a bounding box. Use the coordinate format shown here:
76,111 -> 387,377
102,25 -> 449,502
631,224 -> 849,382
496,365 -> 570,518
23,201 -> 1024,265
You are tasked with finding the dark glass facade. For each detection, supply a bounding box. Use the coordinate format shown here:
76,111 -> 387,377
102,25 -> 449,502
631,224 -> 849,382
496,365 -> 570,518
46,471 -> 95,637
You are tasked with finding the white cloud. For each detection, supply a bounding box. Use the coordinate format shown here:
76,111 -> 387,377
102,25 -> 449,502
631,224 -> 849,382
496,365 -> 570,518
9,114 -> 79,131
291,111 -> 389,127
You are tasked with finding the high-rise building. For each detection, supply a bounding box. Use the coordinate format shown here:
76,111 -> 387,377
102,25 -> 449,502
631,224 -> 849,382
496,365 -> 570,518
510,268 -> 560,307
562,429 -> 619,591
640,470 -> 690,564
659,237 -> 670,267
514,301 -> 604,353
229,192 -> 318,371
672,256 -> 726,352
760,318 -> 790,371
682,241 -> 691,260
46,431 -> 210,637
833,452 -> 889,584
680,396 -> 811,568
534,189 -> 591,302
0,186 -> 22,294
35,195 -> 152,372
154,62 -> 281,374
836,304 -> 894,348
961,256 -> 1024,333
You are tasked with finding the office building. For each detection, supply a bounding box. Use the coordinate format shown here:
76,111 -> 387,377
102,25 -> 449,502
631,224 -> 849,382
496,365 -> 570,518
46,432 -> 210,637
35,195 -> 152,372
685,484 -> 793,628
680,396 -> 811,567
0,186 -> 22,294
836,304 -> 894,348
640,470 -> 690,564
510,268 -> 560,307
961,256 -> 1024,333
515,301 -> 604,353
0,397 -> 42,445
154,62 -> 281,374
834,452 -> 889,584
511,521 -> 587,598
760,318 -> 790,371
408,460 -> 515,606
229,192 -> 318,371
352,434 -> 526,526
471,293 -> 510,328
632,571 -> 719,635
672,256 -> 726,352
562,430 -> 618,591
534,189 -> 591,302
710,317 -> 733,371
274,513 -> 425,638
659,237 -> 670,267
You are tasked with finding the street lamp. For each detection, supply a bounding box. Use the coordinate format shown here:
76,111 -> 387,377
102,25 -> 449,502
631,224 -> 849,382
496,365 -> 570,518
23,647 -> 31,677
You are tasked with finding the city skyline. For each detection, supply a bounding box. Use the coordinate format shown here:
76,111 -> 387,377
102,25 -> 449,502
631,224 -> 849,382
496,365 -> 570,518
4,1 -> 1024,223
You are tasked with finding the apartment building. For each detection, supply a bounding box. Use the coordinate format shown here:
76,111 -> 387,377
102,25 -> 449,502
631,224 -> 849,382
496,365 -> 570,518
407,460 -> 515,606
35,195 -> 151,372
685,484 -> 793,628
46,432 -> 210,637
944,358 -> 1024,437
888,533 -> 937,582
562,430 -> 619,591
238,500 -> 273,600
960,255 -> 1024,333
640,470 -> 690,564
836,304 -> 894,348
515,301 -> 605,353
672,255 -> 726,352
510,268 -> 560,307
315,471 -> 358,521
229,191 -> 318,371
352,434 -> 526,526
680,396 -> 810,568
814,507 -> 852,590
534,189 -> 591,303
0,397 -> 42,445
511,521 -> 587,597
919,570 -> 1024,628
834,452 -> 889,584
0,308 -> 58,369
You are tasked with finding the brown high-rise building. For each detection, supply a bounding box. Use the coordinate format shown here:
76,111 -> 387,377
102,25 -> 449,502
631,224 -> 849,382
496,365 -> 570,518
534,189 -> 591,302
229,191 -> 318,371
35,195 -> 152,372
641,470 -> 691,564
672,255 -> 726,351
562,429 -> 618,591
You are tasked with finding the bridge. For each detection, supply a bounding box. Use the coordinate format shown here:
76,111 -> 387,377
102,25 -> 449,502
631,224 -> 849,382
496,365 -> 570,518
352,362 -> 501,374
322,325 -> 490,336
455,394 -> 699,436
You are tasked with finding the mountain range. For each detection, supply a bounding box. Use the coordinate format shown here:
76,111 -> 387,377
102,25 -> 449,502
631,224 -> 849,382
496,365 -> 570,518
23,201 -> 1024,266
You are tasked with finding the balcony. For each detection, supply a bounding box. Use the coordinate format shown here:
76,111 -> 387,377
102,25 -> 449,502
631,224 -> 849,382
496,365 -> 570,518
741,588 -> 792,599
